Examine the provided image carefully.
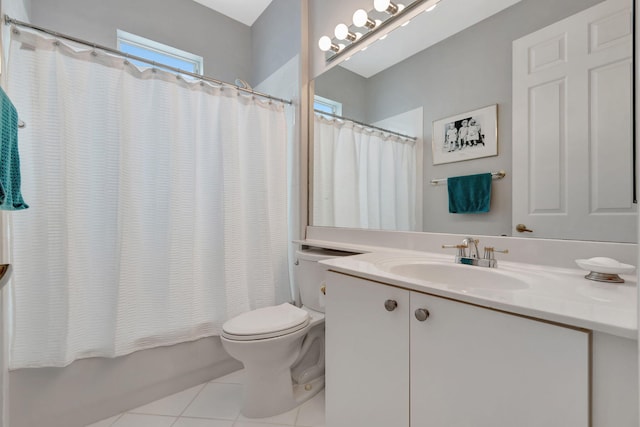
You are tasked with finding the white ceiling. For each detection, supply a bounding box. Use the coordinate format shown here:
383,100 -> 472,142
339,0 -> 522,78
193,0 -> 274,26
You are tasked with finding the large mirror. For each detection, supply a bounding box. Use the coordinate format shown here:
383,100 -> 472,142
311,0 -> 637,242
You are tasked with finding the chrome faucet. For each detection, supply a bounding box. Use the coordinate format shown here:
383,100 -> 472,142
442,237 -> 508,268
461,237 -> 480,259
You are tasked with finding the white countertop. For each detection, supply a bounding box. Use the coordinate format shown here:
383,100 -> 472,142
320,249 -> 638,340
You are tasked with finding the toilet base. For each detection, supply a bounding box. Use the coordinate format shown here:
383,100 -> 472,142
293,375 -> 325,407
241,372 -> 325,419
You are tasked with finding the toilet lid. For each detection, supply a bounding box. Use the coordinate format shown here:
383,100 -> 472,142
222,303 -> 310,340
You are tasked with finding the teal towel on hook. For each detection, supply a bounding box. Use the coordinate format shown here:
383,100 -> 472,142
447,173 -> 491,214
0,87 -> 28,211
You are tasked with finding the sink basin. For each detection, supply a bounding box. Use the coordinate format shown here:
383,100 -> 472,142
377,259 -> 529,292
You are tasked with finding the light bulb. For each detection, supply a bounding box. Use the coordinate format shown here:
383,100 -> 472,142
318,36 -> 332,52
374,0 -> 399,14
352,9 -> 368,27
334,23 -> 349,40
374,0 -> 390,12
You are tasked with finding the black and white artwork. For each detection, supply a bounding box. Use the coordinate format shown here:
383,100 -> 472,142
432,104 -> 498,165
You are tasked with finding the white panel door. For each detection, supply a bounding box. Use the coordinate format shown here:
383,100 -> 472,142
410,292 -> 590,427
325,272 -> 410,427
512,0 -> 635,241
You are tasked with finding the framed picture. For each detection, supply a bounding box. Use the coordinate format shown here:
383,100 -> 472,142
432,104 -> 498,165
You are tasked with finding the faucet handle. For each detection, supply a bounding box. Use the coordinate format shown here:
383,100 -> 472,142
483,247 -> 509,259
442,244 -> 467,257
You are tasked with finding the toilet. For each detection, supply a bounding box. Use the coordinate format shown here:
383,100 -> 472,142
220,248 -> 350,418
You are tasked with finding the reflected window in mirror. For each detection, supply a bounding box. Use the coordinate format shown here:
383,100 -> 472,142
314,95 -> 342,118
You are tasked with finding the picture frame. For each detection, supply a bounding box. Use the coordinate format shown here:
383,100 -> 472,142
431,104 -> 498,165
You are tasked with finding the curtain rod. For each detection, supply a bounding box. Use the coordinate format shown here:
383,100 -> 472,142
314,109 -> 417,141
3,15 -> 293,106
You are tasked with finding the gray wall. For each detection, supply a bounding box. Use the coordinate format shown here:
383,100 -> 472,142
314,65 -> 368,122
313,0 -> 604,236
251,0 -> 301,87
29,0 -> 252,84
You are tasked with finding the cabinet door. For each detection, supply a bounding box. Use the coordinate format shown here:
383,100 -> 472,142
410,292 -> 590,427
325,272 -> 409,427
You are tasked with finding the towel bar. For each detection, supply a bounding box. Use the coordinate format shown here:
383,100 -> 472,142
431,170 -> 506,186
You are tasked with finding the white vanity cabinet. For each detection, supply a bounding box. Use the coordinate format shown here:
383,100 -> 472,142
325,271 -> 590,427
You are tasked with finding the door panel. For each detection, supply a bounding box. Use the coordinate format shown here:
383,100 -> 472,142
512,0 -> 635,241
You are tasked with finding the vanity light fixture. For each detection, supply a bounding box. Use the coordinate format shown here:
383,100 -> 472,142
320,0 -> 439,63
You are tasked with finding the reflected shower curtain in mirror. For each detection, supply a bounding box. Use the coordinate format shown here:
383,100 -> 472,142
6,29 -> 290,368
313,114 -> 416,230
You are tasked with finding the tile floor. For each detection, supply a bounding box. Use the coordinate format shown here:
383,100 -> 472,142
85,370 -> 325,427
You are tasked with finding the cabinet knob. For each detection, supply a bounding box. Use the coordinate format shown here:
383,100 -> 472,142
414,308 -> 430,321
384,299 -> 398,311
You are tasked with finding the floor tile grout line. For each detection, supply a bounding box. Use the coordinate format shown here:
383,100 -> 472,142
107,413 -> 124,427
126,381 -> 207,427
176,382 -> 208,418
112,413 -> 178,426
292,406 -> 302,427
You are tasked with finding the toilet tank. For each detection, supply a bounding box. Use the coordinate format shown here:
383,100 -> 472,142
294,248 -> 354,313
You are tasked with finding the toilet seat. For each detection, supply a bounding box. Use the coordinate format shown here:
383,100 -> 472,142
222,303 -> 310,341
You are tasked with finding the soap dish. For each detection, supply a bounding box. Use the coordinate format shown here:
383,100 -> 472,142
575,257 -> 635,284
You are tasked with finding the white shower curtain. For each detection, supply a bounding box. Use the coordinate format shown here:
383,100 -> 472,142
6,29 -> 291,368
313,114 -> 416,230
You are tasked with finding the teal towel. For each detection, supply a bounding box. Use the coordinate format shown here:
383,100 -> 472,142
0,87 -> 28,211
447,173 -> 491,214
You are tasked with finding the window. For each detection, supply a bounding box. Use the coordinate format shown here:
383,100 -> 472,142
117,30 -> 204,75
314,95 -> 342,117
